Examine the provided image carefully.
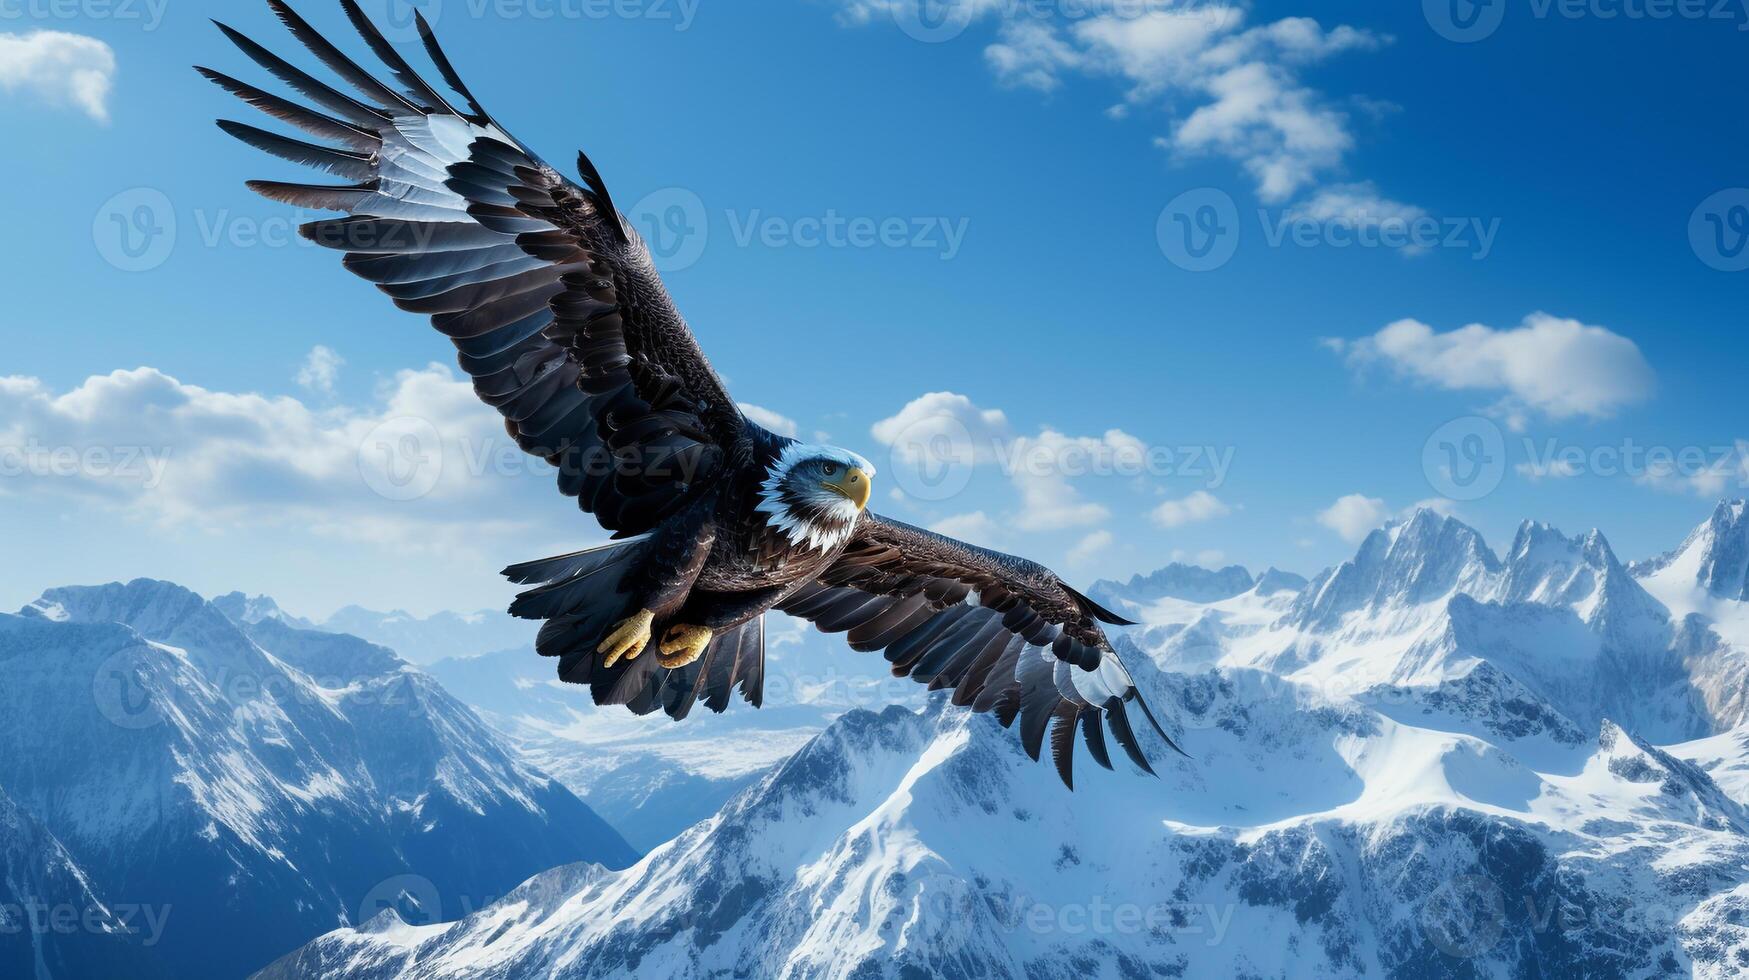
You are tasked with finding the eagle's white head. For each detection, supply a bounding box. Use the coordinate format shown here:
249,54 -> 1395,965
756,443 -> 876,552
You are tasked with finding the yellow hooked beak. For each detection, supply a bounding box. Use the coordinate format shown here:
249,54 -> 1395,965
824,466 -> 872,510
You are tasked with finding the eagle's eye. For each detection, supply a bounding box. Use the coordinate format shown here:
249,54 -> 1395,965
822,462 -> 838,477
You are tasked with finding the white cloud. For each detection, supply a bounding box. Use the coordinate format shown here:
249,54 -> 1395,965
986,19 -> 1082,91
295,346 -> 344,396
1286,182 -> 1430,251
1071,11 -> 1388,202
1068,529 -> 1114,565
738,403 -> 800,438
1151,489 -> 1231,528
871,390 -> 1009,467
1330,313 -> 1656,420
0,31 -> 116,123
1317,493 -> 1388,543
832,5 -> 1396,207
0,365 -> 560,557
1006,428 -> 1130,531
872,392 -> 1143,534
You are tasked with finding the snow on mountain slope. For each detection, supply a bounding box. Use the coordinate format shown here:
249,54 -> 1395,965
255,673 -> 1749,979
1634,501 -> 1749,729
1119,509 -> 1712,745
1089,562 -> 1262,606
0,784 -> 174,980
425,621 -> 924,853
0,579 -> 633,979
257,500 -> 1749,979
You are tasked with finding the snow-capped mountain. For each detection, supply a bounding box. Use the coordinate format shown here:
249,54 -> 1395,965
1636,499 -> 1749,602
425,621 -> 925,852
1133,508 -> 1712,744
0,784 -> 173,980
1089,561 -> 1263,606
254,693 -> 1749,978
212,590 -> 539,664
258,502 -> 1749,979
0,579 -> 634,979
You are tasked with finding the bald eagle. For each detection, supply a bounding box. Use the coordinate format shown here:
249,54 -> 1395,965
203,0 -> 1180,787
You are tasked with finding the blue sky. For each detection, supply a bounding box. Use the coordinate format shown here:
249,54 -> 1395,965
0,0 -> 1744,618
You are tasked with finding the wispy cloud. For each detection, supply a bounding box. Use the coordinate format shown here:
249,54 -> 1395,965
1151,489 -> 1231,528
0,30 -> 116,123
739,403 -> 800,438
1637,440 -> 1749,499
295,346 -> 344,396
1316,493 -> 1388,543
1067,529 -> 1114,565
835,6 -> 1395,206
1285,182 -> 1431,250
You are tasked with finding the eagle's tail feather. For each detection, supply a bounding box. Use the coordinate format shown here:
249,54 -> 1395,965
510,539 -> 765,720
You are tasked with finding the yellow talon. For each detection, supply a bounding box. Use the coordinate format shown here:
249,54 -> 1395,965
658,624 -> 713,669
597,609 -> 655,668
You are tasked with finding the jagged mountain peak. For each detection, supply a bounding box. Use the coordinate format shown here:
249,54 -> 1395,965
0,576 -> 636,979
213,591 -> 316,629
1291,511 -> 1500,629
1091,562 -> 1256,606
1252,567 -> 1310,595
1636,498 -> 1749,601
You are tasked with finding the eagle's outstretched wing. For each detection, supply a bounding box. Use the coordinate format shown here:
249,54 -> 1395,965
203,0 -> 746,535
779,513 -> 1182,788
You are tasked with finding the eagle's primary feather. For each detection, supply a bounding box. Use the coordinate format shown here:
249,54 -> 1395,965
204,0 -> 1182,787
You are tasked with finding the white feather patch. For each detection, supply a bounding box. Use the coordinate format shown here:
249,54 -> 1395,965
755,443 -> 874,553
